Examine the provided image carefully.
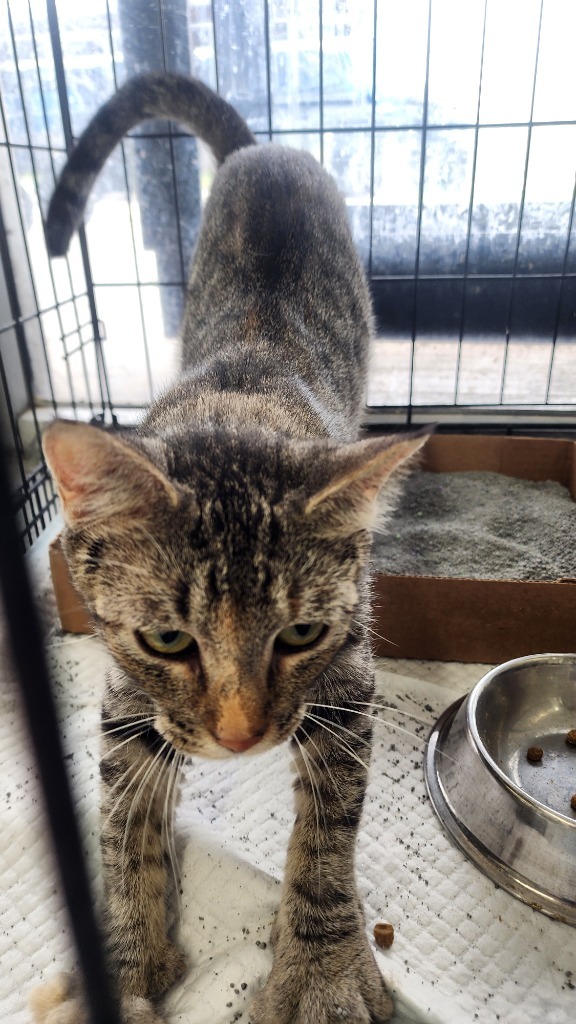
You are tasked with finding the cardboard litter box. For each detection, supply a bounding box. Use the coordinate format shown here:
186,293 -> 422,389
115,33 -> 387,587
49,434 -> 576,664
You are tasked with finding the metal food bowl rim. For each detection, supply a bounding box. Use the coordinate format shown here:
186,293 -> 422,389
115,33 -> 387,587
425,656 -> 576,926
466,652 -> 576,829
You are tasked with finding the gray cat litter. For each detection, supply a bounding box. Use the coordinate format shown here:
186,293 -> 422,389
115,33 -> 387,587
373,470 -> 576,582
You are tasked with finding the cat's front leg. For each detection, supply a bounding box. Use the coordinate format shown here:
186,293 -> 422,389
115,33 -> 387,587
250,664 -> 393,1024
31,685 -> 186,1024
99,684 -> 187,1002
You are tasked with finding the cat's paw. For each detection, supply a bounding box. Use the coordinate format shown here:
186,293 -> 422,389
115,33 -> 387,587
136,940 -> 187,1000
248,936 -> 393,1023
29,973 -> 167,1024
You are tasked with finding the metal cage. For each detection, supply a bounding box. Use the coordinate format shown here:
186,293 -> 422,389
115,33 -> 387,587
1,4 -> 575,1021
1,0 -> 575,551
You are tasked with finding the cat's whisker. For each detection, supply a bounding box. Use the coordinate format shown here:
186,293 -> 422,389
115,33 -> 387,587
297,723 -> 350,825
305,708 -> 374,751
304,712 -> 371,774
101,717 -> 155,737
292,736 -> 323,892
351,618 -> 400,647
307,704 -> 428,737
309,702 -> 431,745
121,743 -> 170,886
100,710 -> 156,723
345,699 -> 433,726
163,752 -> 183,915
103,755 -> 155,831
101,729 -> 152,760
296,734 -> 330,832
140,750 -> 172,873
307,702 -> 457,763
349,714 -> 429,747
44,632 -> 100,649
103,735 -> 173,831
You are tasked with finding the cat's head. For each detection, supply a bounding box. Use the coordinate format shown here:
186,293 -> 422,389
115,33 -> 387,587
43,420 -> 427,759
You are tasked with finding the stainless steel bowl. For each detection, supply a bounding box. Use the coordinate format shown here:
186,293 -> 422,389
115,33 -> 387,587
425,653 -> 576,925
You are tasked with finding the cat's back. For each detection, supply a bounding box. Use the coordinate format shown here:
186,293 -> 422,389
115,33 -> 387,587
180,143 -> 372,430
43,69 -> 373,438
194,144 -> 355,281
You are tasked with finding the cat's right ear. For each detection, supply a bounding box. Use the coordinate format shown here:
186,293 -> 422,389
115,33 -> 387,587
42,420 -> 179,528
303,429 -> 430,534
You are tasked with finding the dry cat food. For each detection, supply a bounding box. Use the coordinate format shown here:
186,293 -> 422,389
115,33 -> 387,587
526,746 -> 544,763
565,730 -> 576,746
570,795 -> 576,812
373,923 -> 394,949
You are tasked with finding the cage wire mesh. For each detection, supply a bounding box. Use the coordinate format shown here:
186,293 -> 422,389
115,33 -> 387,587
1,0 -> 576,548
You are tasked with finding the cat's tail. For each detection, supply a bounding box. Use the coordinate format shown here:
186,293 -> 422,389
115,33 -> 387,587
45,72 -> 256,257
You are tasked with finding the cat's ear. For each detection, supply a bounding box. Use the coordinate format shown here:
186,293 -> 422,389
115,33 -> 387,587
43,420 -> 179,528
304,431 -> 429,533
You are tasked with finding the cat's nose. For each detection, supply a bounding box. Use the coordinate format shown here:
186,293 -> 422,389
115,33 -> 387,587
213,691 -> 267,752
215,731 -> 264,753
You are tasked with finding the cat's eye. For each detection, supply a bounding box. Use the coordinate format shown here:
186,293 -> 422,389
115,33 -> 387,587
138,629 -> 196,656
275,622 -> 326,650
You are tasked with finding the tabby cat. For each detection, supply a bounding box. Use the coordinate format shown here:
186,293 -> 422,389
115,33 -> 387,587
33,73 -> 427,1024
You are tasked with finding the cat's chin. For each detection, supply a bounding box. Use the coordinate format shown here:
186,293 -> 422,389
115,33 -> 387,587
154,713 -> 303,761
201,736 -> 276,760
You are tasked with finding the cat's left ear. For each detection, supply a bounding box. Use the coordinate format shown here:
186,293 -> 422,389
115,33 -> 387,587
304,430 -> 430,533
43,420 -> 179,528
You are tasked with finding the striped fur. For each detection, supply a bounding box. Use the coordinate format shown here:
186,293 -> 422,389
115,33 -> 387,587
35,73 -> 429,1024
45,73 -> 255,257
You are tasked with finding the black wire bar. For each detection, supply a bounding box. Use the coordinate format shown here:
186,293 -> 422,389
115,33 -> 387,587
103,0 -> 156,401
406,0 -> 433,424
45,0 -> 115,421
544,170 -> 576,404
453,0 -> 489,406
499,0 -> 545,405
0,429 -> 121,1024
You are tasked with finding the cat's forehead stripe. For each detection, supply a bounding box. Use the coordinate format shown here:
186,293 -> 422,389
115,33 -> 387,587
175,578 -> 189,620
